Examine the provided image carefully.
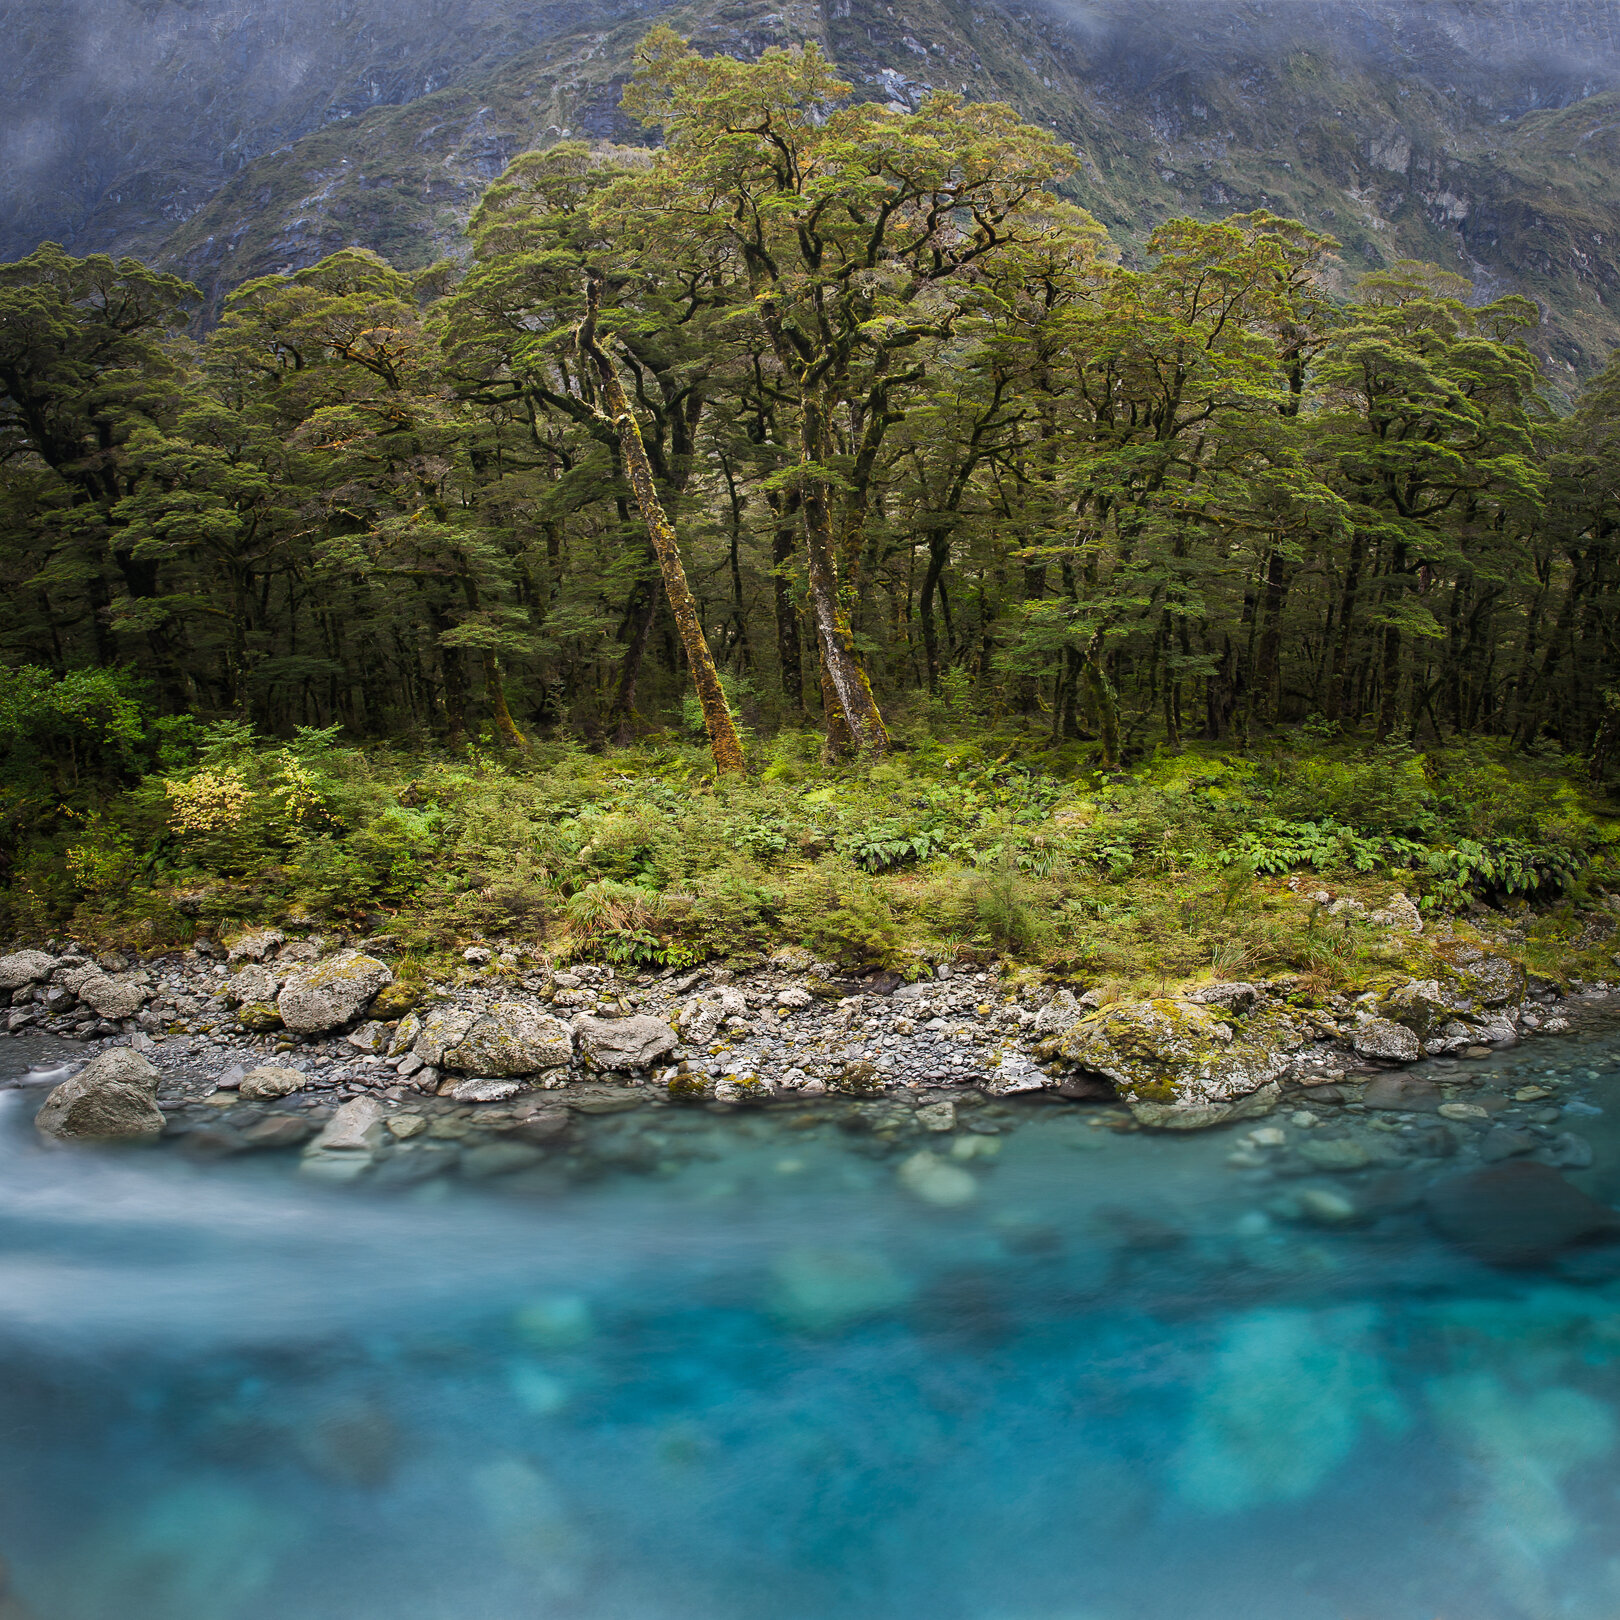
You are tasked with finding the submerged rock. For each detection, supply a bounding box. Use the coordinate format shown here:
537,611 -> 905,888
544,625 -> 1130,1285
766,1246 -> 913,1332
35,1047 -> 163,1141
1362,1073 -> 1442,1112
1425,1161 -> 1620,1267
308,1096 -> 387,1153
896,1150 -> 978,1207
277,951 -> 392,1034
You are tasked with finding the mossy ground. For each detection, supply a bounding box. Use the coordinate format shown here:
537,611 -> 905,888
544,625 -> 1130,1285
9,712 -> 1618,995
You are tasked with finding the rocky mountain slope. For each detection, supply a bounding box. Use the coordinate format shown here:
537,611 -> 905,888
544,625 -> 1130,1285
8,0 -> 1620,374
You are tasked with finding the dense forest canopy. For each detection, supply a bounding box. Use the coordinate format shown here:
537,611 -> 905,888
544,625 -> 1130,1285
2,31 -> 1618,783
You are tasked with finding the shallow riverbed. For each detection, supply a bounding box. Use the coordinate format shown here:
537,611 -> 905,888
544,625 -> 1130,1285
3,1023 -> 1620,1620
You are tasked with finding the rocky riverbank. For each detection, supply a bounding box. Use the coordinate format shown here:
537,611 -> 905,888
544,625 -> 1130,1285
3,889 -> 1618,1182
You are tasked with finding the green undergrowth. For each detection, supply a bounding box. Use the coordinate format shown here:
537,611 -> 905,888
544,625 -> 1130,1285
4,703 -> 1618,994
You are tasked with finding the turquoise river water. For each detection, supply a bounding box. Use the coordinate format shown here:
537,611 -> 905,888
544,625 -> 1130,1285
3,1022 -> 1620,1620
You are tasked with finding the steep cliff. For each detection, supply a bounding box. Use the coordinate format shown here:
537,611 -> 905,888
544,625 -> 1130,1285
8,0 -> 1620,372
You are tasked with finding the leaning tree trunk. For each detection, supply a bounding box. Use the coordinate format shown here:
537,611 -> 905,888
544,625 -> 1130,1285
797,390 -> 891,755
577,277 -> 745,775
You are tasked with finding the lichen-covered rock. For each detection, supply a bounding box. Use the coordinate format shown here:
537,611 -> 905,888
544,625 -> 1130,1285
1379,978 -> 1449,1038
368,980 -> 419,1020
0,950 -> 57,990
227,927 -> 285,963
35,1047 -> 163,1141
411,1006 -> 475,1065
276,951 -> 392,1034
224,963 -> 284,1006
73,972 -> 149,1020
983,1050 -> 1048,1097
1055,998 -> 1293,1124
388,1010 -> 424,1057
1450,953 -> 1526,1009
238,1064 -> 305,1100
575,1014 -> 677,1071
443,1003 -> 573,1076
1352,1018 -> 1423,1063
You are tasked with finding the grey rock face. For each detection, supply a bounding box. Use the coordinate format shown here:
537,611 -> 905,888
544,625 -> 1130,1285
1352,1018 -> 1423,1063
1031,989 -> 1081,1038
443,1003 -> 573,1076
35,1047 -> 163,1141
1185,981 -> 1262,1014
277,951 -> 392,1034
0,950 -> 57,990
575,1014 -> 677,1071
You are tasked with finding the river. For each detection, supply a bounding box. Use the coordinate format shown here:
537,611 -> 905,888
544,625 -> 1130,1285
2,1020 -> 1620,1620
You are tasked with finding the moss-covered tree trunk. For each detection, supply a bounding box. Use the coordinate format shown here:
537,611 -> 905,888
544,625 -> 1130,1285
577,278 -> 745,776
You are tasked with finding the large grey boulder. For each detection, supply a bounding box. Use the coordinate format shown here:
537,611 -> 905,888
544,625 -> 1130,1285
224,963 -> 285,1006
73,972 -> 149,1020
35,1048 -> 163,1141
276,951 -> 392,1034
1352,1018 -> 1423,1063
1053,998 -> 1295,1127
443,1003 -> 573,1076
575,1014 -> 677,1071
0,950 -> 57,990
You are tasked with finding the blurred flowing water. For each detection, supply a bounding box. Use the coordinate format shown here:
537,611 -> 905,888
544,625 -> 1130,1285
4,1029 -> 1620,1620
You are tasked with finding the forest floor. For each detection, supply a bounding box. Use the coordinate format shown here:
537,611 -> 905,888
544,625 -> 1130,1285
7,720 -> 1618,998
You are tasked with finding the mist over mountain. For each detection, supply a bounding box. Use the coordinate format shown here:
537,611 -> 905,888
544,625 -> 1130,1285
6,0 -> 1620,373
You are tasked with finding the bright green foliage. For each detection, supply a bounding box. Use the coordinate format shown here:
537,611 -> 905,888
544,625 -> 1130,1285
2,34 -> 1620,957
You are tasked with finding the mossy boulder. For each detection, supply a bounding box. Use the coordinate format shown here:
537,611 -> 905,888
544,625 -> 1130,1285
1379,978 -> 1450,1039
237,1001 -> 284,1033
1444,952 -> 1527,1010
1055,998 -> 1296,1128
276,950 -> 392,1034
369,980 -> 421,1020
